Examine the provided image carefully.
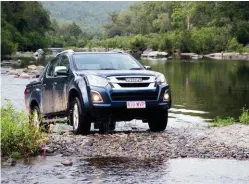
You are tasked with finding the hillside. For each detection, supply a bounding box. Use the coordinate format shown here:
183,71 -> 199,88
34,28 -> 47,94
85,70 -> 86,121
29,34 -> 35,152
41,1 -> 133,33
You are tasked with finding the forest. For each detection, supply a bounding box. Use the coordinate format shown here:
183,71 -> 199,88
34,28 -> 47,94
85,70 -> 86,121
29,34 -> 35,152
1,1 -> 249,56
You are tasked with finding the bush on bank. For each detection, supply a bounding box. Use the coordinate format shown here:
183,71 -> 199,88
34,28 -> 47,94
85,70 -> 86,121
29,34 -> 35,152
239,108 -> 249,125
1,102 -> 46,159
211,108 -> 249,127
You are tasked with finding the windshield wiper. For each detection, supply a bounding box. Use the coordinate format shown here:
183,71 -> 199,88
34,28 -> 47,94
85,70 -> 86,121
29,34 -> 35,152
129,67 -> 143,70
101,68 -> 116,70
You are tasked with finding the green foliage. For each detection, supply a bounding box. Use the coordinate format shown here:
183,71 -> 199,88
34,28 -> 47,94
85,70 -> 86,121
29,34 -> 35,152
47,19 -> 92,48
99,1 -> 249,53
227,38 -> 244,53
1,1 -> 51,55
210,108 -> 249,127
87,26 -> 238,54
239,108 -> 249,125
1,102 -> 46,158
210,117 -> 235,127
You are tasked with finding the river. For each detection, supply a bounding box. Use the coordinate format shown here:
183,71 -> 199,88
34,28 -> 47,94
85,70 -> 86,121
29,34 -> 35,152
1,57 -> 249,183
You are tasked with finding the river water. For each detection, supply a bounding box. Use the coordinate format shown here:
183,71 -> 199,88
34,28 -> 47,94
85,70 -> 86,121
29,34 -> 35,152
1,57 -> 249,183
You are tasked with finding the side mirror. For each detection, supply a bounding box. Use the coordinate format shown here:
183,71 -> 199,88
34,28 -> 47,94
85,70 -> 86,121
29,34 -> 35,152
144,65 -> 151,70
54,66 -> 69,76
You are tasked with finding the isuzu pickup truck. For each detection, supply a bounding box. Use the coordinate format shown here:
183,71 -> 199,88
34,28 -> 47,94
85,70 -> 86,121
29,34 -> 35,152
24,50 -> 171,134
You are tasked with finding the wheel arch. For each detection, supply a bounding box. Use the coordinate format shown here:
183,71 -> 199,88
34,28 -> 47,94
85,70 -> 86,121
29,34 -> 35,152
30,99 -> 39,110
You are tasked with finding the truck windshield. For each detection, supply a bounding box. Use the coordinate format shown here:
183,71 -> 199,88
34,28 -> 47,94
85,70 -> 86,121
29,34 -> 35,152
73,53 -> 143,70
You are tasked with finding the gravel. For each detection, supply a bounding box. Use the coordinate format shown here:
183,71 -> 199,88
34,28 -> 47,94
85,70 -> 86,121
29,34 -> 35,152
47,124 -> 249,160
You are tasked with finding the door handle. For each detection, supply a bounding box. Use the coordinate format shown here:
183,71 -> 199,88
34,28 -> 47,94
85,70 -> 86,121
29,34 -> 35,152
53,82 -> 57,85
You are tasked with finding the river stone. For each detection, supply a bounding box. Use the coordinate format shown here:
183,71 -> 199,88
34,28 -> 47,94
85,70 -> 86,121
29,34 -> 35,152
60,159 -> 73,166
18,73 -> 31,79
28,65 -> 37,70
8,70 -> 19,75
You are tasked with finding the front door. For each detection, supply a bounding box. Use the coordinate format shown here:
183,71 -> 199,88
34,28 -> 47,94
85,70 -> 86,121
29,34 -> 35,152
41,57 -> 60,114
52,54 -> 71,112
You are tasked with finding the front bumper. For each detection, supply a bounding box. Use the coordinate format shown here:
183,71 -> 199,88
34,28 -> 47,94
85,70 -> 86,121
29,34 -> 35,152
84,84 -> 171,120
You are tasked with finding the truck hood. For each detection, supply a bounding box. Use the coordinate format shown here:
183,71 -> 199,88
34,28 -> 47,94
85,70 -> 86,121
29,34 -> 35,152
75,70 -> 161,78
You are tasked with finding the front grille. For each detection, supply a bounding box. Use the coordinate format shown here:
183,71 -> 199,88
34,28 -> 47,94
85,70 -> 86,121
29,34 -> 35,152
118,83 -> 150,88
111,92 -> 158,101
116,77 -> 150,81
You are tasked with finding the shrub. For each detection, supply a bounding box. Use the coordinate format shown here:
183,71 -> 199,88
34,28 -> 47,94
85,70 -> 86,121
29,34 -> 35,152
227,37 -> 244,53
1,102 -> 46,158
239,108 -> 249,125
210,116 -> 235,127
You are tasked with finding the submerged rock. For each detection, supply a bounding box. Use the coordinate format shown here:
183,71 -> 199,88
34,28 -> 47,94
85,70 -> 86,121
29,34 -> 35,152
60,158 -> 73,166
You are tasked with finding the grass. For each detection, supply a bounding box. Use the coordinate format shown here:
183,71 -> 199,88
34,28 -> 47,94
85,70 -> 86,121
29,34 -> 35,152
239,108 -> 249,125
210,116 -> 235,127
1,102 -> 47,159
210,107 -> 249,127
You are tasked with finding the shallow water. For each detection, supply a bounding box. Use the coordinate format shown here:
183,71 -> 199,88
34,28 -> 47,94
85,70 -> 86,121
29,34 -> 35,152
141,59 -> 249,120
2,156 -> 249,184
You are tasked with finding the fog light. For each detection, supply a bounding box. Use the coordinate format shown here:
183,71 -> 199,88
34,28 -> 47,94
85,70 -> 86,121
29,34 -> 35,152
163,93 -> 170,101
91,91 -> 103,103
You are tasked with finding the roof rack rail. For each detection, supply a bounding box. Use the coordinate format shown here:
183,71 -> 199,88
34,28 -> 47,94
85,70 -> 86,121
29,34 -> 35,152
55,49 -> 74,57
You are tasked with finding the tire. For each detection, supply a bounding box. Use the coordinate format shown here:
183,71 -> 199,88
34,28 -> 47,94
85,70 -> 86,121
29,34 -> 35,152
29,106 -> 41,128
109,120 -> 116,131
70,97 -> 91,135
99,121 -> 109,134
148,109 -> 168,132
29,106 -> 49,132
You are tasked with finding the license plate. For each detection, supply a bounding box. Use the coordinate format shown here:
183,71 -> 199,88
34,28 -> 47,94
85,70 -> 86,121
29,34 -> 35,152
127,101 -> 146,109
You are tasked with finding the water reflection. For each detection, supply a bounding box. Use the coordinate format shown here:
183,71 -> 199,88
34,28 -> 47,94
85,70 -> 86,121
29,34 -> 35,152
141,59 -> 249,119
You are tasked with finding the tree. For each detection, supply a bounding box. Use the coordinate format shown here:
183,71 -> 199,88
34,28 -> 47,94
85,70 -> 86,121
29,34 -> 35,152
1,1 -> 51,55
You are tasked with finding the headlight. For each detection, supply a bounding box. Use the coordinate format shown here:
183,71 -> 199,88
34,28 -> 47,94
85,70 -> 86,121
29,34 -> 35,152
156,74 -> 167,85
87,75 -> 109,87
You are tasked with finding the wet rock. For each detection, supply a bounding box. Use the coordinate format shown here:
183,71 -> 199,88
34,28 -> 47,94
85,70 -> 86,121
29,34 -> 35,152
60,158 -> 73,166
17,73 -> 31,79
2,159 -> 17,167
198,147 -> 208,154
8,69 -> 20,75
62,152 -> 72,157
28,65 -> 37,70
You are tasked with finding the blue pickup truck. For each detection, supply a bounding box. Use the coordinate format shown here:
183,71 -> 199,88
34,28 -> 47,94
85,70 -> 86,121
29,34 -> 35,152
24,50 -> 171,134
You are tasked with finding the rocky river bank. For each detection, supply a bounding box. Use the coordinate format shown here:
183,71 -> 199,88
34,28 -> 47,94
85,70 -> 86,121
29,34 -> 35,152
45,124 -> 249,161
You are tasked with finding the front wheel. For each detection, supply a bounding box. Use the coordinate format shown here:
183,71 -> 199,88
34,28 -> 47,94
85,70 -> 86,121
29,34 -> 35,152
99,121 -> 110,134
70,97 -> 91,135
29,106 -> 49,132
148,109 -> 168,132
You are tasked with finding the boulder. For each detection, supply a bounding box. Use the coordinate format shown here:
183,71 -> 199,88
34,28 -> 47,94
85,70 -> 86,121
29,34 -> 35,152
36,49 -> 44,55
142,49 -> 168,58
60,158 -> 73,166
141,48 -> 153,57
180,53 -> 203,60
28,65 -> 37,70
18,73 -> 31,79
33,52 -> 39,57
8,70 -> 19,75
15,52 -> 22,56
148,51 -> 168,58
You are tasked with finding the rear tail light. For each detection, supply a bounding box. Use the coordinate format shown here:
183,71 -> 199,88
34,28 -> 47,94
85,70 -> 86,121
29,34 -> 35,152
24,88 -> 30,94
